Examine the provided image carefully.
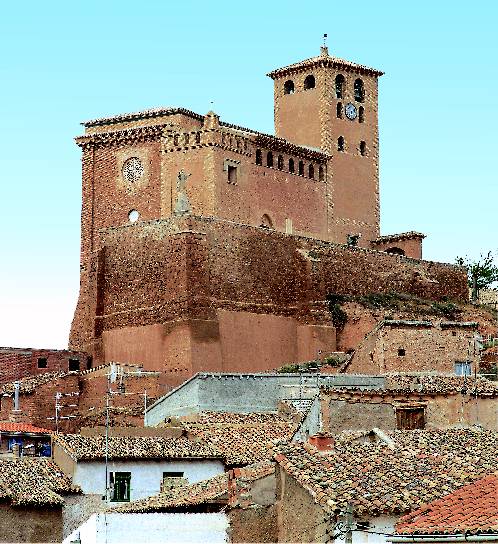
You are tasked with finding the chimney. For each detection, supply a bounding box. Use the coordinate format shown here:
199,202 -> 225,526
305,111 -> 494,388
308,433 -> 335,451
13,382 -> 20,411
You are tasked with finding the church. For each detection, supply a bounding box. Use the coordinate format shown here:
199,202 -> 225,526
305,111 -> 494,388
69,46 -> 466,387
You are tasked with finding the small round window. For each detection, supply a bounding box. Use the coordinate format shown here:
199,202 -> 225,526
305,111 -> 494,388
122,157 -> 144,184
128,209 -> 140,223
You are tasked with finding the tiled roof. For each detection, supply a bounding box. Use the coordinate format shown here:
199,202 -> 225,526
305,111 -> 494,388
113,460 -> 275,513
324,374 -> 498,397
274,429 -> 498,517
54,434 -> 224,461
385,374 -> 498,397
371,231 -> 426,244
396,473 -> 498,536
267,51 -> 383,78
183,412 -> 296,465
0,458 -> 77,506
0,422 -> 52,434
1,371 -> 71,395
82,107 -> 204,128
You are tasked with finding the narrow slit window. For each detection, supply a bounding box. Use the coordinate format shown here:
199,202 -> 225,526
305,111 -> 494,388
337,102 -> 343,119
298,161 -> 304,176
308,164 -> 315,179
227,165 -> 237,184
359,106 -> 364,123
318,166 -> 324,181
289,158 -> 295,173
359,141 -> 367,156
277,155 -> 284,170
255,149 -> 262,165
267,152 -> 273,167
337,136 -> 345,152
335,74 -> 345,99
354,78 -> 365,102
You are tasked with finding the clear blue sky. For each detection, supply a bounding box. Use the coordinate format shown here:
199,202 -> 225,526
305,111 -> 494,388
1,1 -> 497,348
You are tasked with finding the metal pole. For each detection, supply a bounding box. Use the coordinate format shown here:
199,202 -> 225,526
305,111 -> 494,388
105,389 -> 109,502
144,390 -> 147,427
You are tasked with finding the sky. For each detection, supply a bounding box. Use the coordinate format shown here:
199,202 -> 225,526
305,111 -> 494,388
0,0 -> 497,349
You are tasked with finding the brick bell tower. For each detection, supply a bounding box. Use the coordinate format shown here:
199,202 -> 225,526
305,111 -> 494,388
267,45 -> 384,246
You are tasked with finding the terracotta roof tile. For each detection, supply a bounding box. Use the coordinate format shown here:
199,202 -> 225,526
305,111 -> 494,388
1,371 -> 72,395
0,458 -> 77,506
54,434 -> 224,461
396,473 -> 498,535
183,412 -> 296,465
274,429 -> 498,517
0,422 -> 52,434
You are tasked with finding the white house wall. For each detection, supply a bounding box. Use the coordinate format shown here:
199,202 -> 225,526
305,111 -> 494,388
64,512 -> 228,544
352,516 -> 397,544
73,459 -> 224,502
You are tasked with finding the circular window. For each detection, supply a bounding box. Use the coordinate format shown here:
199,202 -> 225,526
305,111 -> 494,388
122,157 -> 144,184
128,209 -> 140,223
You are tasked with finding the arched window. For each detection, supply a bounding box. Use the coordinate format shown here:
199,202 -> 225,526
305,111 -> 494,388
289,158 -> 295,173
261,214 -> 273,229
386,247 -> 405,256
267,152 -> 273,167
359,106 -> 364,123
354,78 -> 365,102
304,74 -> 315,90
255,149 -> 262,166
308,164 -> 315,179
338,136 -> 345,152
298,161 -> 304,176
359,141 -> 367,156
337,102 -> 343,119
318,166 -> 324,181
335,74 -> 345,99
284,80 -> 295,95
277,155 -> 284,170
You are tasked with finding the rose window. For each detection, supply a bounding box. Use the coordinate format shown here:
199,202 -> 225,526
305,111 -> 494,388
122,157 -> 144,184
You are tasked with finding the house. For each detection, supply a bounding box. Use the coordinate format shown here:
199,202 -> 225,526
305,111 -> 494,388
0,422 -> 52,457
53,432 -> 227,538
272,428 -> 498,543
320,374 -> 498,432
145,371 -> 384,425
343,320 -> 481,375
0,457 -> 78,543
63,460 -> 276,543
392,473 -> 498,543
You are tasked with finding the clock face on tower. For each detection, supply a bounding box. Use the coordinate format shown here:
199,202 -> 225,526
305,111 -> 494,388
345,103 -> 357,120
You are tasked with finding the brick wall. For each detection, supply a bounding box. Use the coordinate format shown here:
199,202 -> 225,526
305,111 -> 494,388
69,216 -> 467,384
0,348 -> 88,385
347,322 -> 479,374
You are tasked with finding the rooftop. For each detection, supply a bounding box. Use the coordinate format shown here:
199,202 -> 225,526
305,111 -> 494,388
323,374 -> 498,397
182,411 -> 297,465
1,371 -> 73,395
113,459 -> 274,513
0,458 -> 76,506
0,422 -> 52,434
267,47 -> 384,79
396,473 -> 498,536
54,434 -> 224,461
274,428 -> 498,517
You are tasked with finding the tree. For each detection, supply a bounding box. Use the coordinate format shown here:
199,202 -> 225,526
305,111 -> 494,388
456,251 -> 498,302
